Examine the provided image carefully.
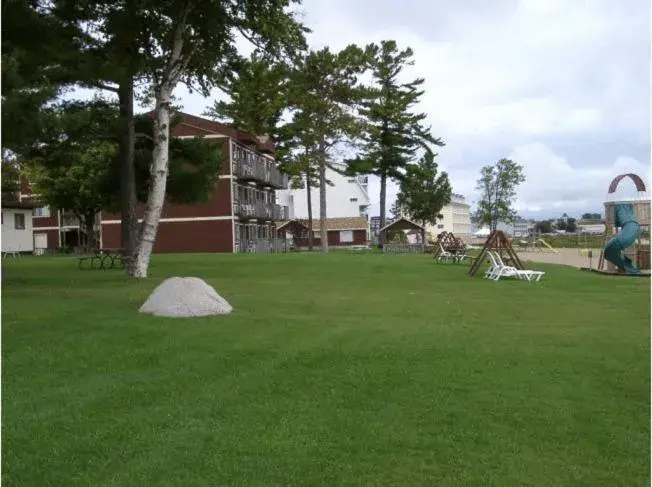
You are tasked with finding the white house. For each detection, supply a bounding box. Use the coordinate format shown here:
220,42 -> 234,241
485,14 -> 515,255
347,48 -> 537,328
422,193 -> 471,238
276,162 -> 371,219
2,202 -> 35,254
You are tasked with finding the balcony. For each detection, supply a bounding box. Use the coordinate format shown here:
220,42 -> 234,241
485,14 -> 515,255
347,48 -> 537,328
232,142 -> 289,189
234,200 -> 283,220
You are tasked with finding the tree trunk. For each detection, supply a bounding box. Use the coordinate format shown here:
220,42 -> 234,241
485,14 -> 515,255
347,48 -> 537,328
306,171 -> 314,251
118,80 -> 138,275
379,173 -> 387,244
132,85 -> 173,278
318,142 -> 328,253
84,212 -> 97,252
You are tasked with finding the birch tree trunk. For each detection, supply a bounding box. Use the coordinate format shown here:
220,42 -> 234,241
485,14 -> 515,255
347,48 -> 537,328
318,140 -> 328,253
131,9 -> 189,278
132,85 -> 174,278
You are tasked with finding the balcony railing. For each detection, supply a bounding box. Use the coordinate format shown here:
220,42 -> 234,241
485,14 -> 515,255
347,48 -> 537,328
233,200 -> 283,220
232,143 -> 289,189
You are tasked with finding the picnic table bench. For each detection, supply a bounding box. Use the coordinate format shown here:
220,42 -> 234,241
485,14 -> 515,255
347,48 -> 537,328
78,248 -> 126,270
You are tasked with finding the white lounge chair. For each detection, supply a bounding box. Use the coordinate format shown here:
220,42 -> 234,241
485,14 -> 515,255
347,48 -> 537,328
485,252 -> 525,280
437,244 -> 455,263
490,252 -> 546,282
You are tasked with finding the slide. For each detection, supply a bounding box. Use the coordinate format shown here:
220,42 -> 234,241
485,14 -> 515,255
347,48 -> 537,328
537,238 -> 559,253
603,203 -> 641,275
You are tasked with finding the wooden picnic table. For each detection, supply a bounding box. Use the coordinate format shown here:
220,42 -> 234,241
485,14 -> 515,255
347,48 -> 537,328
78,248 -> 126,270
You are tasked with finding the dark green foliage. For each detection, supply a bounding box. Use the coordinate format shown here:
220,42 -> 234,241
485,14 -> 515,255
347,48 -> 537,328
474,158 -> 526,232
396,151 -> 452,227
205,51 -> 290,140
581,212 -> 602,220
132,114 -> 222,206
534,220 -> 555,234
20,101 -> 222,215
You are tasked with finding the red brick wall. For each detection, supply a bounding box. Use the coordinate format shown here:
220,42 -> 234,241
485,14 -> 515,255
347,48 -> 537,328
293,229 -> 367,247
101,219 -> 233,253
101,178 -> 232,221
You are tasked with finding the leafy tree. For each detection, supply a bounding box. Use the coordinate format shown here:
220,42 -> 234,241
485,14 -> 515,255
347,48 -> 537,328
534,220 -> 554,234
350,40 -> 444,243
396,151 -> 452,228
41,0 -> 307,276
286,45 -> 370,253
129,0 -> 308,276
1,156 -> 22,203
474,158 -> 526,232
566,218 -> 578,233
581,212 -> 602,220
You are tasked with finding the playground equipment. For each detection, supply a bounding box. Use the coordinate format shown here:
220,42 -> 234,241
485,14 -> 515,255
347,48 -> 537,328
596,173 -> 650,275
537,238 -> 559,253
468,230 -> 525,277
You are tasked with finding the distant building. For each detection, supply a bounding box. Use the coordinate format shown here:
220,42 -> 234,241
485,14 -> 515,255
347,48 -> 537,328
276,163 -> 371,220
423,193 -> 471,237
578,219 -> 606,235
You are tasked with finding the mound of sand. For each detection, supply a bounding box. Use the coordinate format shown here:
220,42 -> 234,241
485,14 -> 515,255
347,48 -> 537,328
139,277 -> 233,317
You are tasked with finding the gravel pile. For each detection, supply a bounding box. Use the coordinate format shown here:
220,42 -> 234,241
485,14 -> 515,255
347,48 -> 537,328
139,277 -> 233,317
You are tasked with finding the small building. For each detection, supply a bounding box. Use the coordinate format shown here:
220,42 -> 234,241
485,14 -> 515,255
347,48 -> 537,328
276,217 -> 369,248
379,217 -> 426,244
2,201 -> 37,254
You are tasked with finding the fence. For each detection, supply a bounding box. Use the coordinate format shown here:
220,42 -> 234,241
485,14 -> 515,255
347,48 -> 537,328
382,243 -> 425,254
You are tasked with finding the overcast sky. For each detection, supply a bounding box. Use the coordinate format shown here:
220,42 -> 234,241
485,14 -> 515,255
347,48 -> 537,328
74,0 -> 651,219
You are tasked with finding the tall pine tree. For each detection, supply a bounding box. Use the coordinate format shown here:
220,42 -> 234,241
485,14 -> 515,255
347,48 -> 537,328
351,40 -> 443,243
287,45 -> 369,253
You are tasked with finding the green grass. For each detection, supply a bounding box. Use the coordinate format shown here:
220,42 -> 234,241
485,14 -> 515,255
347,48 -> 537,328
2,253 -> 650,486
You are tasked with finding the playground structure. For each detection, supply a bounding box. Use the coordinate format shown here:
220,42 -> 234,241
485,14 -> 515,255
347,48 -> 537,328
468,230 -> 524,277
431,231 -> 466,259
596,173 -> 650,275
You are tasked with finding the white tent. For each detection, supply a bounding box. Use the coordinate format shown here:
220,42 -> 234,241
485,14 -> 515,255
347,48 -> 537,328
474,226 -> 491,237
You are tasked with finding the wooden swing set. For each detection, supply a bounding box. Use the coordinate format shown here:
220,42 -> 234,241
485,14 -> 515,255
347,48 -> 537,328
468,230 -> 524,277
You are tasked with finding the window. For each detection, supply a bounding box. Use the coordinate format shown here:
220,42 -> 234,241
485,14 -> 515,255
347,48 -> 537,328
340,230 -> 354,243
15,213 -> 26,230
437,224 -> 444,229
34,206 -> 50,217
347,178 -> 355,183
350,198 -> 358,202
313,231 -> 321,239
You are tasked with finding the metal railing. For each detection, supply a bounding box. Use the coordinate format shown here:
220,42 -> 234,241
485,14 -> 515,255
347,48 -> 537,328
234,238 -> 289,253
233,201 -> 282,220
232,144 -> 289,189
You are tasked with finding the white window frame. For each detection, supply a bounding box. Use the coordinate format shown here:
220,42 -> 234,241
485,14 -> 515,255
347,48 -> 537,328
340,230 -> 354,243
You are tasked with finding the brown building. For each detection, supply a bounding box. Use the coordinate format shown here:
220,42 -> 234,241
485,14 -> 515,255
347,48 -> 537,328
21,112 -> 289,253
276,217 -> 369,248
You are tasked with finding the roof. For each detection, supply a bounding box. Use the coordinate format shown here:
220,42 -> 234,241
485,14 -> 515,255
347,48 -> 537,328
276,217 -> 368,231
2,200 -> 38,210
378,217 -> 425,233
141,110 -> 276,154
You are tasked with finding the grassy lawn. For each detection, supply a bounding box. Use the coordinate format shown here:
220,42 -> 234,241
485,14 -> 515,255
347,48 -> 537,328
2,253 -> 649,486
